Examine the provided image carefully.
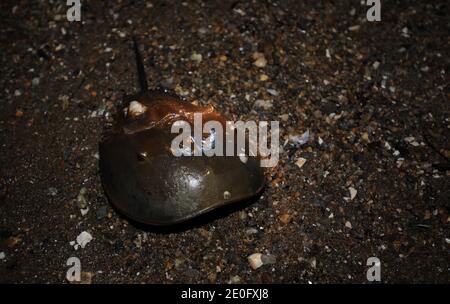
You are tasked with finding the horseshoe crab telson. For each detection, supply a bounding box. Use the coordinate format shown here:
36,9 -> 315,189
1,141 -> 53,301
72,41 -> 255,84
99,38 -> 265,226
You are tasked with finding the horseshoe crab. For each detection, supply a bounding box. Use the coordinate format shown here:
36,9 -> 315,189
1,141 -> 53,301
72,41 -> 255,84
99,39 -> 265,226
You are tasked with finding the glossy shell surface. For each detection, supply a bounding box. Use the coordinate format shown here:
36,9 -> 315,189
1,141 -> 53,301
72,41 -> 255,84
99,91 -> 265,225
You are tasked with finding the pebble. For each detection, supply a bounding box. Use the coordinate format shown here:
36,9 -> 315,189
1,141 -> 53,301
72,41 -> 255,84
15,109 -> 24,118
259,74 -> 269,81
248,253 -> 264,270
348,25 -> 361,31
361,132 -> 370,142
80,207 -> 89,216
229,275 -> 241,284
96,206 -> 108,219
248,253 -> 276,270
267,89 -> 278,96
32,77 -> 40,86
0,252 -> 5,260
295,158 -> 307,168
253,52 -> 267,68
349,187 -> 357,200
253,99 -> 273,110
77,188 -> 88,209
48,187 -> 58,196
76,231 -> 93,249
279,213 -> 292,224
289,130 -> 310,146
345,221 -> 353,229
190,52 -> 203,63
261,254 -> 277,265
310,257 -> 317,269
245,228 -> 259,235
372,61 -> 380,70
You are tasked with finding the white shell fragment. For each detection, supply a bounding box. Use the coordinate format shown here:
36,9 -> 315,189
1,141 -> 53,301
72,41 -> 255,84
128,101 -> 147,117
80,207 -> 89,216
289,130 -> 310,146
349,187 -> 357,200
76,231 -> 93,249
295,157 -> 307,168
248,253 -> 263,270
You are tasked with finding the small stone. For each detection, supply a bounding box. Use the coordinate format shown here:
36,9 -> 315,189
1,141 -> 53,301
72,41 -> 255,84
372,61 -> 380,70
267,89 -> 278,96
77,188 -> 88,209
345,221 -> 352,229
80,207 -> 89,216
48,187 -> 58,196
0,252 -> 5,260
248,253 -> 263,270
253,99 -> 272,110
96,206 -> 108,219
76,231 -> 93,249
349,187 -> 357,200
259,74 -> 269,81
253,52 -> 267,68
361,132 -> 369,142
190,52 -> 202,63
261,254 -> 276,265
219,55 -> 228,62
238,210 -> 247,220
15,109 -> 24,118
245,228 -> 259,235
295,158 -> 307,168
229,275 -> 241,283
279,213 -> 292,224
349,25 -> 361,31
310,257 -> 317,269
289,130 -> 310,146
31,77 -> 40,87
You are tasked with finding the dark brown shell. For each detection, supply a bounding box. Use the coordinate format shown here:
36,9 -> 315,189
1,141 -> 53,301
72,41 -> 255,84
99,91 -> 265,225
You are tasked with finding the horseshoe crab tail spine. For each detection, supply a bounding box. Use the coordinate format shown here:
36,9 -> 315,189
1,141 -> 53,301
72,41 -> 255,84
132,37 -> 149,93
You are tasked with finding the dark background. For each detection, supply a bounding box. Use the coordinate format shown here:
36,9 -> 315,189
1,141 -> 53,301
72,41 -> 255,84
0,0 -> 449,283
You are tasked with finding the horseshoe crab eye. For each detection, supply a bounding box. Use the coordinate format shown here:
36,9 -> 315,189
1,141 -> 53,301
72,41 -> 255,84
137,151 -> 148,162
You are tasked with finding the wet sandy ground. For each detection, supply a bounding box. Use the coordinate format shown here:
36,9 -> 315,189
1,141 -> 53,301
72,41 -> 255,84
0,1 -> 449,283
